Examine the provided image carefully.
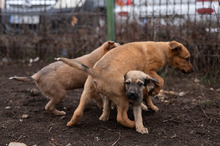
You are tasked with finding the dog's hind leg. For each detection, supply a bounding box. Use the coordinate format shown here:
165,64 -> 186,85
148,72 -> 164,96
116,97 -> 135,128
67,77 -> 95,126
67,89 -> 93,126
144,92 -> 159,111
99,97 -> 111,121
45,97 -> 66,116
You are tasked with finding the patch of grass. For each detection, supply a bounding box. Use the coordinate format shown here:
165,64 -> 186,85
199,97 -> 220,107
199,99 -> 215,106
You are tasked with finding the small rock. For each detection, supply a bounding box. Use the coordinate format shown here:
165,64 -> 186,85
21,114 -> 29,119
9,142 -> 27,146
2,57 -> 9,63
194,78 -> 200,83
170,134 -> 177,138
94,137 -> 100,141
5,106 -> 11,110
66,143 -> 72,146
209,88 -> 214,91
179,92 -> 186,96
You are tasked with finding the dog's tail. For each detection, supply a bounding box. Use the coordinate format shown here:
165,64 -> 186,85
55,57 -> 99,78
9,76 -> 34,82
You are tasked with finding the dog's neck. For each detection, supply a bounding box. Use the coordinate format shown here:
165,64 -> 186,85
159,42 -> 173,66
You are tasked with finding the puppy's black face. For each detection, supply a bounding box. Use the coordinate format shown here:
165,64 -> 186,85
124,78 -> 145,102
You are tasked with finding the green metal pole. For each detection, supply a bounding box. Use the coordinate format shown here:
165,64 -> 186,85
107,0 -> 115,41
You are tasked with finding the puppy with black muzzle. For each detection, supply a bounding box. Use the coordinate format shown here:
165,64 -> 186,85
124,70 -> 158,134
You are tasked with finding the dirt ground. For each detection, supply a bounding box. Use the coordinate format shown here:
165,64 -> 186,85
1,62 -> 220,146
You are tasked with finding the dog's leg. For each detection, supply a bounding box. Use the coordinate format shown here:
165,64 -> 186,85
133,105 -> 148,134
45,97 -> 66,116
144,92 -> 159,111
141,102 -> 149,111
99,97 -> 111,121
93,94 -> 104,109
143,72 -> 164,111
116,98 -> 135,128
67,77 -> 94,126
67,90 -> 92,126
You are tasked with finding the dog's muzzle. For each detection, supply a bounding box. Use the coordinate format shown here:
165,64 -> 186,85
181,68 -> 194,74
126,91 -> 138,100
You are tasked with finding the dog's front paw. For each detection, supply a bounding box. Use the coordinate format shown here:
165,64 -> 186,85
150,105 -> 159,112
99,114 -> 109,121
56,111 -> 66,116
141,103 -> 149,111
136,126 -> 149,134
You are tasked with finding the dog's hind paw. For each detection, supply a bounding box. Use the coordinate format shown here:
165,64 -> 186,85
53,110 -> 66,116
99,114 -> 109,121
136,127 -> 149,134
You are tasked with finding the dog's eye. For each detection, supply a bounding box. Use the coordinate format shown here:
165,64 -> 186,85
125,81 -> 130,85
138,82 -> 143,87
185,57 -> 190,61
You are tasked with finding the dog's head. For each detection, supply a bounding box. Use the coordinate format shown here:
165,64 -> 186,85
124,70 -> 158,102
169,41 -> 194,74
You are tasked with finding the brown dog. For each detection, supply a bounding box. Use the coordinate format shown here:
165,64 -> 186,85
9,41 -> 120,116
56,41 -> 193,129
124,70 -> 158,134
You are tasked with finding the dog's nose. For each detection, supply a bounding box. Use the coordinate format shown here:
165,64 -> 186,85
128,90 -> 136,96
127,90 -> 138,100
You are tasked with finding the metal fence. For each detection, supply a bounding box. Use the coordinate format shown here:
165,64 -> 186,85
0,0 -> 219,78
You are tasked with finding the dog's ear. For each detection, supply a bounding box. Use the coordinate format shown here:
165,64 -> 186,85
144,79 -> 150,86
107,41 -> 116,50
144,74 -> 159,86
170,41 -> 181,50
124,73 -> 127,80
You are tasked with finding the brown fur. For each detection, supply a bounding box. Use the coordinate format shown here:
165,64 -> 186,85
57,41 -> 193,129
9,41 -> 120,115
124,70 -> 158,134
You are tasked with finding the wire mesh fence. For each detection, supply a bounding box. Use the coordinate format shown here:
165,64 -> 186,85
0,0 -> 219,78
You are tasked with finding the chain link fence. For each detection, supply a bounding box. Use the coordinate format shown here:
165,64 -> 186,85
0,0 -> 219,78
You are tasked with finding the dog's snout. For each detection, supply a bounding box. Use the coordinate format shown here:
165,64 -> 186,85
182,67 -> 194,74
129,90 -> 136,96
127,90 -> 138,100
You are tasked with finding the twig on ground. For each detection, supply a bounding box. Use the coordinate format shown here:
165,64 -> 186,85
16,135 -> 23,142
199,105 -> 212,123
111,132 -> 121,146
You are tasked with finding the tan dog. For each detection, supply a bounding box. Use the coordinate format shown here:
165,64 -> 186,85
124,70 -> 158,134
56,41 -> 193,129
9,41 -> 120,116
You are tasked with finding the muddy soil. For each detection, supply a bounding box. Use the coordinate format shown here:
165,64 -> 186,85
1,62 -> 220,145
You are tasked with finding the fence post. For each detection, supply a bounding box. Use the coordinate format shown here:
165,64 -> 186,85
107,0 -> 115,41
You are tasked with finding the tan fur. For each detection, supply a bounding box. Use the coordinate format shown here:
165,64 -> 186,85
10,41 -> 120,115
124,70 -> 158,134
57,41 -> 193,129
